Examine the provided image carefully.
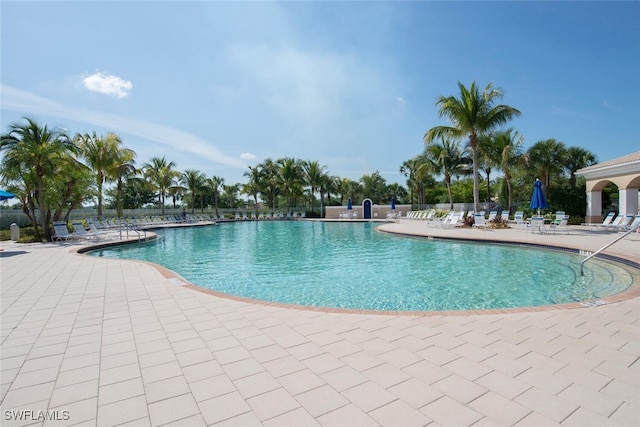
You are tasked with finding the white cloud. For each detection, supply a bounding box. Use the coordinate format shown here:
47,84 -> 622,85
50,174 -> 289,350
0,85 -> 245,169
397,97 -> 406,107
82,72 -> 132,98
240,152 -> 257,160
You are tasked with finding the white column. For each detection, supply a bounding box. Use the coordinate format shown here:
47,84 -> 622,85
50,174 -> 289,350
585,191 -> 602,223
619,188 -> 639,217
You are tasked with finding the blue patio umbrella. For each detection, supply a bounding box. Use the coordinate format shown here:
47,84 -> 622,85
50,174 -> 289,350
529,179 -> 548,215
0,189 -> 16,201
391,197 -> 396,211
347,198 -> 352,211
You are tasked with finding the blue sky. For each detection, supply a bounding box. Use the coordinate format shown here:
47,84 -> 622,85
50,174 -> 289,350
2,1 -> 639,187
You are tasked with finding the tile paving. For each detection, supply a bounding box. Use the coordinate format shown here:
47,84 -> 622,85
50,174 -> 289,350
1,222 -> 639,426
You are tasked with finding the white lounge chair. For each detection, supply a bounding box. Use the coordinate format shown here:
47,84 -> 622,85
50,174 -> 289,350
602,214 -> 628,231
473,213 -> 488,229
549,215 -> 569,234
512,211 -> 525,229
622,214 -> 640,232
528,216 -> 546,234
606,215 -> 635,232
590,212 -> 616,229
442,211 -> 464,228
487,211 -> 497,222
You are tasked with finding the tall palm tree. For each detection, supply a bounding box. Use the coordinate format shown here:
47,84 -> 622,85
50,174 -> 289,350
111,146 -> 137,218
243,166 -> 262,215
207,176 -> 225,216
400,155 -> 431,209
478,133 -> 505,204
425,81 -> 521,212
317,171 -> 331,218
181,169 -> 207,214
425,138 -> 469,210
565,146 -> 596,188
493,128 -> 525,213
1,117 -> 77,241
257,159 -> 279,211
75,132 -> 123,216
325,175 -> 341,205
143,156 -> 177,216
303,160 -> 327,214
527,139 -> 567,196
278,157 -> 304,210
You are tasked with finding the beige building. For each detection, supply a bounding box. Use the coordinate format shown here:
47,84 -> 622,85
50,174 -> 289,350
577,151 -> 640,223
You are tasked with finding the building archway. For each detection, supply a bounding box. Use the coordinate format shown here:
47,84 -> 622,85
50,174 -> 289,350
577,152 -> 640,223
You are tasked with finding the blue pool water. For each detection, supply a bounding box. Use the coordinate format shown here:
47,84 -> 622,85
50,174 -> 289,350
89,221 -> 637,311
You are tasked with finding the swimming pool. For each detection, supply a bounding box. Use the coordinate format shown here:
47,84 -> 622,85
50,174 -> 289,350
89,221 -> 638,311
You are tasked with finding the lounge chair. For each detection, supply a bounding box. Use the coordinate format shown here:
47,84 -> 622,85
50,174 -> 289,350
511,211 -> 525,229
71,221 -> 97,239
88,220 -> 118,237
442,211 -> 464,228
622,214 -> 640,232
473,213 -> 488,229
498,210 -> 509,222
527,216 -> 546,234
587,212 -> 616,229
602,214 -> 628,231
606,215 -> 635,232
487,211 -> 497,222
551,211 -> 566,227
52,222 -> 76,241
549,215 -> 569,234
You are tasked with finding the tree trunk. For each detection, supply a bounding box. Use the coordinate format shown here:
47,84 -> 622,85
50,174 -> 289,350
470,137 -> 480,213
446,175 -> 453,210
485,168 -> 491,204
506,173 -> 513,215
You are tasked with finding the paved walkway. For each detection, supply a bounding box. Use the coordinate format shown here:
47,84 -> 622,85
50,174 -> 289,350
1,223 -> 639,426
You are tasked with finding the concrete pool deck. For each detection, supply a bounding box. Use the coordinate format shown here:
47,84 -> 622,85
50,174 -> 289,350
1,222 -> 639,426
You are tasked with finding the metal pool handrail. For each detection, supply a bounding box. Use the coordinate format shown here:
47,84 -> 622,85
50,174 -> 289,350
580,223 -> 640,276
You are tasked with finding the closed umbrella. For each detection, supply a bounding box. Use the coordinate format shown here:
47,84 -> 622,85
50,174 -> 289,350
347,198 -> 352,211
529,179 -> 548,215
391,197 -> 396,211
0,189 -> 16,201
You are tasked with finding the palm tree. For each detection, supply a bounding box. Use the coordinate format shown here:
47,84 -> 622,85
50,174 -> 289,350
111,146 -> 137,218
478,133 -> 505,204
1,117 -> 77,241
360,171 -> 387,204
256,159 -> 279,211
181,169 -> 207,214
243,166 -> 262,215
527,139 -> 567,196
303,160 -> 327,214
400,155 -> 432,209
425,138 -> 469,210
493,128 -> 525,213
223,183 -> 240,209
207,176 -> 225,217
278,157 -> 304,210
565,146 -> 596,188
75,132 -> 123,216
143,156 -> 177,216
425,81 -> 521,212
325,175 -> 341,205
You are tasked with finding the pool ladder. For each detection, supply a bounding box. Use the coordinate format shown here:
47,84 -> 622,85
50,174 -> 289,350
580,223 -> 640,276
